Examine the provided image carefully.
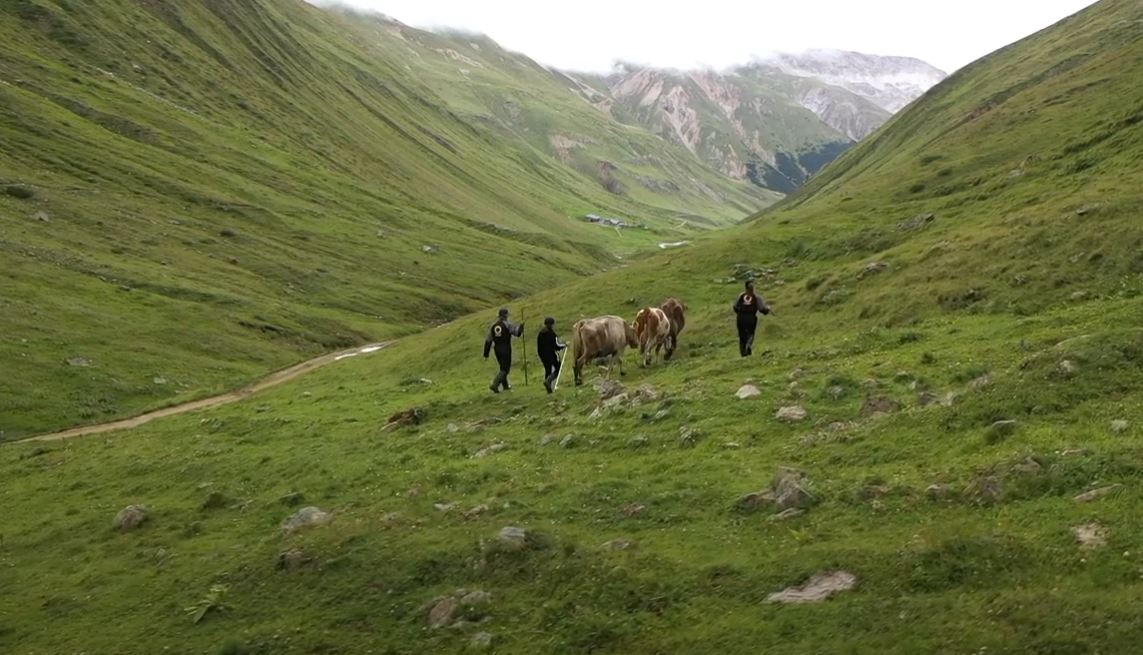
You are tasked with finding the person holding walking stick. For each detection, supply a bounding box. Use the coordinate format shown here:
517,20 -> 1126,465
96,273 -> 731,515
536,316 -> 567,394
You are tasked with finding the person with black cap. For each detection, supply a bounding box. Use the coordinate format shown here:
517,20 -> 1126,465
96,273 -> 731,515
536,317 -> 567,393
483,308 -> 524,393
733,279 -> 771,357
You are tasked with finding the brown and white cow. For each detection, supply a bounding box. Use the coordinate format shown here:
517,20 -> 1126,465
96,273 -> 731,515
633,307 -> 671,367
659,298 -> 686,360
571,315 -> 639,386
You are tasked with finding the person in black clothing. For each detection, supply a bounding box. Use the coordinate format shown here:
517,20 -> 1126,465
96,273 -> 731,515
483,308 -> 524,393
733,280 -> 770,357
536,316 -> 567,394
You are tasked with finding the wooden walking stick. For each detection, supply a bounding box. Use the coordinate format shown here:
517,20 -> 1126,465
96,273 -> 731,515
521,308 -> 529,386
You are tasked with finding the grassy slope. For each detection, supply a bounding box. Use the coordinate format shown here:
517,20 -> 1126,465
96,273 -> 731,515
344,19 -> 777,225
0,0 -> 770,439
3,0 -> 1143,654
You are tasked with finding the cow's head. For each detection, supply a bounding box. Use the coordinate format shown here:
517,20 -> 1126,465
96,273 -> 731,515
625,322 -> 639,348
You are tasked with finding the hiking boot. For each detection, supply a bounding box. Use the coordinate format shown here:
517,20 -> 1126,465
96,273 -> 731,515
544,378 -> 553,394
489,384 -> 499,394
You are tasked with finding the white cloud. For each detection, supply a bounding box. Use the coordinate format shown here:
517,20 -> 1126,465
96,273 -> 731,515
310,0 -> 1099,73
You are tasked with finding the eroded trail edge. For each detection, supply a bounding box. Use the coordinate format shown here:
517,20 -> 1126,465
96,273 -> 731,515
17,342 -> 394,444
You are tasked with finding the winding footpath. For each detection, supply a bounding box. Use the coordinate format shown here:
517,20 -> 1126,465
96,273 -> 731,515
16,342 -> 393,444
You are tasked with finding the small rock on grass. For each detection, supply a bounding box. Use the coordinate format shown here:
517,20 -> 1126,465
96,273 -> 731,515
496,526 -> 529,550
1075,484 -> 1123,503
602,538 -> 635,550
469,632 -> 494,650
1111,420 -> 1129,434
765,570 -> 857,604
113,505 -> 148,531
281,507 -> 332,534
776,406 -> 807,422
1072,523 -> 1108,550
736,384 -> 761,400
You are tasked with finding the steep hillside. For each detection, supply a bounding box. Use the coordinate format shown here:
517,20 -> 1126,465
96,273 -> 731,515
568,52 -> 941,193
3,1 -> 1141,654
0,0 -> 769,438
333,15 -> 777,219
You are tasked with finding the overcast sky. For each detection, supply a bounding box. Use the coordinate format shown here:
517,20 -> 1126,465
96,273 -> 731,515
312,0 -> 1098,73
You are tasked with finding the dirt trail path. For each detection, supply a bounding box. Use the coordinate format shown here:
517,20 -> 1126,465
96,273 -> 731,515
17,342 -> 394,444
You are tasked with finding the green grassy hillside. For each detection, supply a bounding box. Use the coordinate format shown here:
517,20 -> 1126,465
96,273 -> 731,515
0,0 -> 771,439
3,0 -> 1143,653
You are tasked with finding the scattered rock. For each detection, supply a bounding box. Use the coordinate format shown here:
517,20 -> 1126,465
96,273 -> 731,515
1072,523 -> 1109,550
463,505 -> 490,520
473,443 -> 507,458
736,384 -> 762,400
434,502 -> 458,513
1075,484 -> 1123,503
986,420 -> 1019,442
1011,456 -> 1043,475
969,375 -> 992,390
722,441 -> 741,449
32,210 -> 50,222
678,425 -> 702,448
826,385 -> 846,400
897,213 -> 935,231
66,356 -> 92,367
152,376 -> 167,385
593,379 -> 625,400
1070,291 -> 1089,302
428,596 -> 459,628
1111,420 -> 1130,434
860,396 -> 900,418
112,505 -> 149,531
383,407 -> 424,431
765,571 -> 858,604
539,434 -> 555,447
925,484 -> 951,501
559,435 -> 576,449
628,435 -> 650,449
858,261 -> 889,279
620,503 -> 646,518
773,467 -> 815,511
737,468 -> 815,513
1061,448 -> 1092,457
917,391 -> 940,407
469,632 -> 494,650
281,507 -> 332,535
421,244 -> 439,254
1057,360 -> 1079,377
775,406 -> 808,423
277,549 -> 316,571
630,384 -> 659,405
460,590 -> 493,606
602,538 -> 635,550
1075,205 -> 1095,216
496,526 -> 529,550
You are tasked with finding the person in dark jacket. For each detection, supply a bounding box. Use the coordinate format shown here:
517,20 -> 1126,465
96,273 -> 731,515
483,308 -> 524,393
536,316 -> 567,394
732,280 -> 770,357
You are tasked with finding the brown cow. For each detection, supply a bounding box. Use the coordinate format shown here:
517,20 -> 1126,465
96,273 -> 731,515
572,315 -> 638,386
633,307 -> 671,367
659,298 -> 686,360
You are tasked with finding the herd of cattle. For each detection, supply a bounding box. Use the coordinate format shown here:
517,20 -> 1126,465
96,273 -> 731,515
570,298 -> 686,386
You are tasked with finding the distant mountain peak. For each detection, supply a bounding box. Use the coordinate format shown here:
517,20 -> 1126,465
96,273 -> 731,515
752,50 -> 947,112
